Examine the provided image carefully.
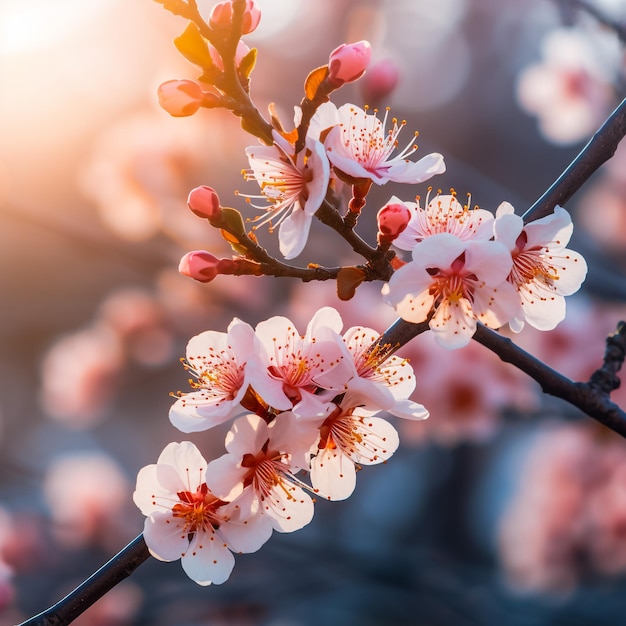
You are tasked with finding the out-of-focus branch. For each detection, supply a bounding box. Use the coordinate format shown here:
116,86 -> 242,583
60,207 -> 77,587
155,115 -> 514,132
522,97 -> 626,223
17,534 -> 150,626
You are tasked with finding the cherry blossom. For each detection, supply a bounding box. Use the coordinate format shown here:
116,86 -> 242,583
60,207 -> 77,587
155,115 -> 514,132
494,203 -> 587,332
206,413 -> 318,532
323,103 -> 445,185
310,394 -> 400,501
241,132 -> 330,259
339,325 -> 428,420
253,307 -> 351,419
382,233 -> 519,349
169,318 -> 287,433
393,192 -> 495,251
133,441 -> 272,586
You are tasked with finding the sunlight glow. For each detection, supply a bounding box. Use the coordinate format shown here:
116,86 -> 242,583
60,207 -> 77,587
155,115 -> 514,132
0,0 -> 110,55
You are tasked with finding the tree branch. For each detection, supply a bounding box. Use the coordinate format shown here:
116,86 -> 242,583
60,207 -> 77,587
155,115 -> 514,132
374,318 -> 626,438
522,97 -> 626,223
17,534 -> 150,626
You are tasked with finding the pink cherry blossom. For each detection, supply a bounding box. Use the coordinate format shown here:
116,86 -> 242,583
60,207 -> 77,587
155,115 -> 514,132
339,325 -> 428,420
240,132 -> 330,259
393,192 -> 495,251
253,307 -> 351,419
494,203 -> 587,332
310,393 -> 400,501
382,233 -> 519,349
169,318 -> 287,433
134,442 -> 272,586
43,452 -> 132,550
323,103 -> 445,185
206,413 -> 318,533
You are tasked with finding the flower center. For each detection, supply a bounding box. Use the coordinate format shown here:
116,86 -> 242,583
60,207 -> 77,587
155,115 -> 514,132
171,483 -> 227,534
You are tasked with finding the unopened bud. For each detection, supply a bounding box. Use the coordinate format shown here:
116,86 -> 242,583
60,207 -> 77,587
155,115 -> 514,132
328,40 -> 372,87
361,58 -> 400,104
209,0 -> 261,35
157,79 -> 205,117
187,186 -> 222,221
377,202 -> 411,245
179,251 -> 220,283
208,40 -> 251,72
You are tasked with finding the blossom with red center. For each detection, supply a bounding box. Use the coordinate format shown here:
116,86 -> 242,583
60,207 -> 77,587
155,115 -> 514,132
206,413 -> 318,532
382,232 -> 519,349
240,132 -> 330,259
339,325 -> 428,420
253,307 -> 351,419
323,103 -> 445,185
393,192 -> 495,251
310,394 -> 400,501
494,203 -> 587,332
169,318 -> 287,433
133,442 -> 272,586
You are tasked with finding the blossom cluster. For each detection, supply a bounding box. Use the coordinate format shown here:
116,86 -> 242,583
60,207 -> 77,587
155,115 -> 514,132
382,194 -> 588,349
134,307 -> 426,585
135,0 -> 592,590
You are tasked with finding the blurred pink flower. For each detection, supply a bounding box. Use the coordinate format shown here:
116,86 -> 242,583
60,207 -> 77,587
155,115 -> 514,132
516,27 -> 618,145
578,142 -> 626,253
79,111 -> 225,243
499,422 -> 626,592
39,325 -> 124,428
98,288 -> 175,366
44,452 -> 133,550
399,330 -> 538,445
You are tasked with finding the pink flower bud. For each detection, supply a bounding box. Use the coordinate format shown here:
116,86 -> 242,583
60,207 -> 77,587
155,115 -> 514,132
328,40 -> 372,87
157,79 -> 205,117
209,0 -> 261,35
361,58 -> 400,104
187,186 -> 222,221
179,251 -> 220,283
208,40 -> 251,72
377,202 -> 411,245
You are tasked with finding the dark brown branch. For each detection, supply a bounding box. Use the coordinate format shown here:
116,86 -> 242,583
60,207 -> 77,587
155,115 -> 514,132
17,534 -> 150,626
374,317 -> 626,438
522,97 -> 626,223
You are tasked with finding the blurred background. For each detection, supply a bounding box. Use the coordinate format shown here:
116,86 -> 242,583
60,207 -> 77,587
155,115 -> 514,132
2,0 -> 626,624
